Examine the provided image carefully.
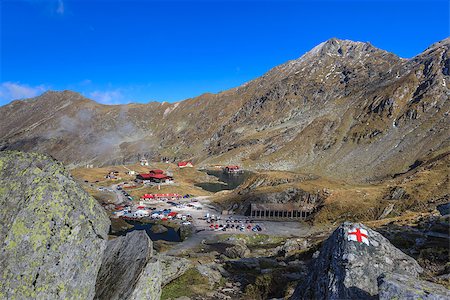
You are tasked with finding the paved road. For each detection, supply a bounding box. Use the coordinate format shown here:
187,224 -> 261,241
110,183 -> 128,205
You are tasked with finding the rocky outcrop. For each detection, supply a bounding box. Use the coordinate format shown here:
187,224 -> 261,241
387,186 -> 409,200
159,254 -> 191,286
196,263 -> 225,286
151,224 -> 168,234
291,222 -> 423,299
436,203 -> 450,215
0,151 -> 110,299
178,223 -> 194,241
94,230 -> 161,300
378,273 -> 450,299
225,243 -> 251,259
251,187 -> 323,206
275,238 -> 309,257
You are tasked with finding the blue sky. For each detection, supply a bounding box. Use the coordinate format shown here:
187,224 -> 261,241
1,0 -> 449,105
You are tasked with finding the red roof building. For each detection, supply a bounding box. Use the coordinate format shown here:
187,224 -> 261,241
149,169 -> 164,174
137,173 -> 173,182
177,161 -> 194,168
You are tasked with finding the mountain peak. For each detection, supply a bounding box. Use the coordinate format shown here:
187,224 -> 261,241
304,38 -> 376,59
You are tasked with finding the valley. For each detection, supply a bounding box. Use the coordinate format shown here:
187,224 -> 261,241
1,36 -> 449,299
68,151 -> 449,298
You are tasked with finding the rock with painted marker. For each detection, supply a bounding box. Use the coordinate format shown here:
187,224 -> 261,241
291,222 -> 423,300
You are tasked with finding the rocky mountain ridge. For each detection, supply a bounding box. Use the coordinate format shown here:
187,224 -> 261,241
1,37 -> 448,182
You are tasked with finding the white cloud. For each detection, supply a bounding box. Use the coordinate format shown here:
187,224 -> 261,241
89,90 -> 125,105
56,0 -> 64,15
0,82 -> 47,102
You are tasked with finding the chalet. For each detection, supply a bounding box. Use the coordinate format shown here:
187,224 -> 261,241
177,161 -> 194,168
149,169 -> 164,174
140,158 -> 149,166
223,165 -> 242,174
136,173 -> 173,183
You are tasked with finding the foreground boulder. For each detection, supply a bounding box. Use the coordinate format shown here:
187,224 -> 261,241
0,151 -> 110,299
378,273 -> 450,300
94,230 -> 161,300
291,222 -> 423,299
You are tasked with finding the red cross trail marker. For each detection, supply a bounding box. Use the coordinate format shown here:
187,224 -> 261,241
347,228 -> 369,246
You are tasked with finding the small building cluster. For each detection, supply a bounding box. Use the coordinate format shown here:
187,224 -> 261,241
140,157 -> 149,166
105,170 -> 120,180
223,165 -> 243,174
140,193 -> 181,201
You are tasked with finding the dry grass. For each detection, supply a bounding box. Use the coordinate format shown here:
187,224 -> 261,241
70,162 -> 216,201
212,153 -> 449,225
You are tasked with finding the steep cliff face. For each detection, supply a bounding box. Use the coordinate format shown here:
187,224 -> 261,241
0,38 -> 448,182
0,151 -> 110,299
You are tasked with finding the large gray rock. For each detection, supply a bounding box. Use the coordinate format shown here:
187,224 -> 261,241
275,238 -> 309,257
291,222 -> 423,300
225,242 -> 251,259
94,230 -> 162,300
378,273 -> 450,300
159,254 -> 191,286
178,223 -> 194,241
0,151 -> 110,299
196,263 -> 223,286
129,257 -> 161,300
151,224 -> 168,234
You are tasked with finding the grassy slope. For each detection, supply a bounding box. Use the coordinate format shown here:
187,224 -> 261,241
211,150 -> 449,224
70,162 -> 215,202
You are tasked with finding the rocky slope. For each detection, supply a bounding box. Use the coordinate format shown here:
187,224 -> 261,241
0,37 -> 449,182
0,151 -> 110,299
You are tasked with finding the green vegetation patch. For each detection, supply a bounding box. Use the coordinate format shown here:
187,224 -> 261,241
218,233 -> 287,249
161,268 -> 209,300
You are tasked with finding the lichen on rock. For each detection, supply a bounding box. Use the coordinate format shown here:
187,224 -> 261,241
0,151 -> 110,299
